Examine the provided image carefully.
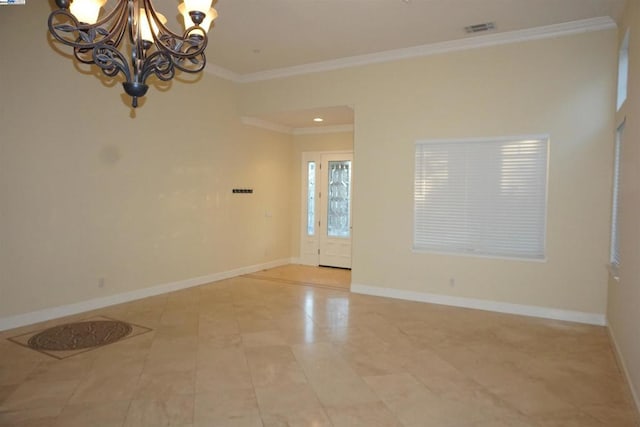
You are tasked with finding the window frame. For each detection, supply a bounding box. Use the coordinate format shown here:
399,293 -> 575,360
610,120 -> 625,278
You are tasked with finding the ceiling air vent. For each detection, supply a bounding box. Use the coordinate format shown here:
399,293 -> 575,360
464,22 -> 496,34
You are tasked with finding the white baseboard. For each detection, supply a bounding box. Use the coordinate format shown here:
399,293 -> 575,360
607,325 -> 640,414
350,283 -> 606,326
0,258 -> 291,332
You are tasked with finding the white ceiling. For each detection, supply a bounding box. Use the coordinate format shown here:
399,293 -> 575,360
205,0 -> 624,75
249,106 -> 355,129
149,0 -> 625,128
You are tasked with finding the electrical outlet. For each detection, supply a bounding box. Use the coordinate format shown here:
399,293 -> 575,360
449,277 -> 456,287
98,278 -> 105,288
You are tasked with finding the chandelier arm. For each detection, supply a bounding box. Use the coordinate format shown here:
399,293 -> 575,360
48,3 -> 128,50
73,46 -> 98,64
154,33 -> 208,65
140,52 -> 176,83
172,51 -> 206,74
156,28 -> 208,59
92,43 -> 133,82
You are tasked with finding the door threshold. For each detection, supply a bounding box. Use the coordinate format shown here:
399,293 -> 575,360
319,265 -> 352,271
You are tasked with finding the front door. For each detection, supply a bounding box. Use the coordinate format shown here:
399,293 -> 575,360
319,153 -> 353,268
300,152 -> 353,268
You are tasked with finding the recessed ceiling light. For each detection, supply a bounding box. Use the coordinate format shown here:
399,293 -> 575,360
313,117 -> 324,123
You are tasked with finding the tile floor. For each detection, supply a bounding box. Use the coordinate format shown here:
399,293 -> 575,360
244,264 -> 351,291
0,266 -> 638,426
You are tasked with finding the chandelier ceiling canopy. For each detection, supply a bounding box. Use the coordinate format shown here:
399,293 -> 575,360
48,0 -> 218,108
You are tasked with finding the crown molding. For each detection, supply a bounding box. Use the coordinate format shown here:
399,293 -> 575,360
292,124 -> 354,135
241,116 -> 292,134
214,16 -> 615,83
205,63 -> 241,81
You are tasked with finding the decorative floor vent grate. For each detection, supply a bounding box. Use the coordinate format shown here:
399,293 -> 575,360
8,316 -> 152,359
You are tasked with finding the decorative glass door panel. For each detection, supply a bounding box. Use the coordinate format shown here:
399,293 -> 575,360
327,161 -> 351,238
319,153 -> 353,268
307,162 -> 316,236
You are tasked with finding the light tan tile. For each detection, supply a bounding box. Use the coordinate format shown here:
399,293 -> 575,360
341,348 -> 412,377
463,414 -> 538,427
25,357 -> 94,383
195,347 -> 253,393
255,383 -> 332,426
309,376 -> 380,408
0,342 -> 44,385
55,400 -> 130,427
580,402 -> 640,427
0,384 -> 19,404
291,342 -> 361,383
196,345 -> 246,368
245,345 -> 307,388
486,377 -> 575,416
67,372 -> 139,404
236,316 -> 279,334
124,395 -> 194,427
0,405 -> 61,427
325,401 -> 402,427
529,408 -> 606,426
246,264 -> 350,291
198,333 -> 243,350
543,371 -> 631,407
363,373 -> 497,427
193,388 -> 262,427
149,336 -> 199,356
198,318 -> 240,336
90,345 -> 148,377
241,330 -> 288,347
195,365 -> 254,394
135,370 -> 195,399
143,340 -> 198,375
277,324 -> 331,345
0,379 -> 79,411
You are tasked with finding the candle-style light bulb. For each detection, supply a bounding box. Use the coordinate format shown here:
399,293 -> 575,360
139,8 -> 167,43
69,0 -> 107,24
178,4 -> 217,32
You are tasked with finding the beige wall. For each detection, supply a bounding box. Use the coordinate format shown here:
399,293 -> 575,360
0,3 -> 621,334
608,0 -> 640,408
240,30 -> 617,316
289,132 -> 354,258
0,2 -> 293,319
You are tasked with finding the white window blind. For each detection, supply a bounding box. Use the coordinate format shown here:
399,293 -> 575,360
414,136 -> 548,259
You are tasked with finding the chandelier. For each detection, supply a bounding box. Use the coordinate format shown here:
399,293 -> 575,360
48,0 -> 218,107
